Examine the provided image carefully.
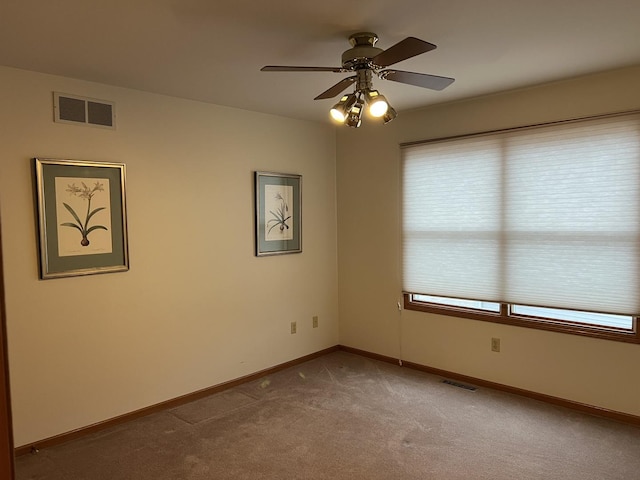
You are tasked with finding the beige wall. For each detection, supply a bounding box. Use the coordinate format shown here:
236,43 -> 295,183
4,62 -> 640,447
0,66 -> 339,446
337,65 -> 640,417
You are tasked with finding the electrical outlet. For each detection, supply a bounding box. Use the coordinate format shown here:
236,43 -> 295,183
312,316 -> 318,328
491,337 -> 501,352
290,321 -> 297,334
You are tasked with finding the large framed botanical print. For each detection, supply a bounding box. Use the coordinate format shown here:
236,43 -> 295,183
34,158 -> 129,279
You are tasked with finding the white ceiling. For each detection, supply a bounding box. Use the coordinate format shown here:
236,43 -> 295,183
1,0 -> 640,124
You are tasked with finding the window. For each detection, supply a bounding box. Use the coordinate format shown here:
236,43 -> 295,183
402,111 -> 640,343
412,294 -> 500,313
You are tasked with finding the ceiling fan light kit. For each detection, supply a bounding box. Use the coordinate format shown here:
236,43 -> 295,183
365,90 -> 389,117
345,100 -> 364,128
382,106 -> 398,124
261,32 -> 454,128
330,93 -> 358,122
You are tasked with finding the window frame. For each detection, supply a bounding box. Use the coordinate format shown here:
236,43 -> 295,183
404,294 -> 640,344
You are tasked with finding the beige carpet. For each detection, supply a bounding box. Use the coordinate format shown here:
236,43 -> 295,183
15,351 -> 640,479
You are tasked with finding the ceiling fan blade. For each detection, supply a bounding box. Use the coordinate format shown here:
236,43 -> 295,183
380,69 -> 455,91
261,65 -> 345,73
314,76 -> 357,100
372,37 -> 437,67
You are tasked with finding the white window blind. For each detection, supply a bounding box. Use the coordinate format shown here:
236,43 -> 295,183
402,112 -> 640,316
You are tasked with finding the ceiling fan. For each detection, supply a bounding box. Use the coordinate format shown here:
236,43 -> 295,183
261,32 -> 455,127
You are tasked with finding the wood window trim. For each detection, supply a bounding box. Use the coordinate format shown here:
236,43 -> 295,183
404,294 -> 640,344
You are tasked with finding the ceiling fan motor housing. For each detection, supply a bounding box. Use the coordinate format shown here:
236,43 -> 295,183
342,32 -> 383,70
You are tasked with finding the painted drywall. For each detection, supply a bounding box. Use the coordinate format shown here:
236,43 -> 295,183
0,66 -> 339,446
336,65 -> 640,416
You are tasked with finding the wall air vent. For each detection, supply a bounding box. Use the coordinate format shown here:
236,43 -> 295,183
53,92 -> 116,129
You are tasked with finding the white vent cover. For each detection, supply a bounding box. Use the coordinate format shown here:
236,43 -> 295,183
53,92 -> 116,129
